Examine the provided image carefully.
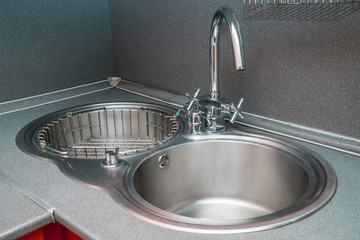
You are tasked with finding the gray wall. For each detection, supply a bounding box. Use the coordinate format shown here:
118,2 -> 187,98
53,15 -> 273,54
109,0 -> 360,138
0,0 -> 114,102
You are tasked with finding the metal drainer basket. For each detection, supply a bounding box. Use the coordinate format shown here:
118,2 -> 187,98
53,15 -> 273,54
37,107 -> 180,158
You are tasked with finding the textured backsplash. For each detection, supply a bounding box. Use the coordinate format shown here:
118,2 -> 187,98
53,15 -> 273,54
0,1 -> 114,102
109,0 -> 360,138
1,1 -> 358,139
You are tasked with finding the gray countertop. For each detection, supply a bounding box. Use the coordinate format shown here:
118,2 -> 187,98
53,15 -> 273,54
0,85 -> 359,240
0,179 -> 52,240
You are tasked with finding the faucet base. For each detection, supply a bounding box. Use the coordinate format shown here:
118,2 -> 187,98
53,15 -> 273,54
209,91 -> 220,100
204,125 -> 226,134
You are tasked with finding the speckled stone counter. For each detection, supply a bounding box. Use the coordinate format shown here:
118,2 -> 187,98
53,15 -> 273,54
0,179 -> 52,240
0,85 -> 359,240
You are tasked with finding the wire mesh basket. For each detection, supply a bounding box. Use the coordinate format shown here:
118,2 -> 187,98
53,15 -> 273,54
37,106 -> 180,158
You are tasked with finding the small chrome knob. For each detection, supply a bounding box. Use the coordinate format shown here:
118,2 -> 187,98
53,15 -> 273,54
189,110 -> 203,134
230,98 -> 245,123
101,150 -> 122,168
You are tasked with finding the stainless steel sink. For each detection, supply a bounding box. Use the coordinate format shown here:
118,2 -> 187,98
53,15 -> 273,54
16,102 -> 336,234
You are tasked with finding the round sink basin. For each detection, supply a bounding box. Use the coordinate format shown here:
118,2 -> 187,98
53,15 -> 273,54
126,137 -> 336,233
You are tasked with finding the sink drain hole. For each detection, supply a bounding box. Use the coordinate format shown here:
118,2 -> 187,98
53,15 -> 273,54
158,154 -> 170,168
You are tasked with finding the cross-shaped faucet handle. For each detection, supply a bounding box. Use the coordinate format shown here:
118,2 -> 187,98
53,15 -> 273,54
185,88 -> 201,111
229,98 -> 245,123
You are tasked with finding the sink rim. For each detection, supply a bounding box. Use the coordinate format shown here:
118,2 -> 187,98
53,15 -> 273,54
123,134 -> 337,234
16,103 -> 337,234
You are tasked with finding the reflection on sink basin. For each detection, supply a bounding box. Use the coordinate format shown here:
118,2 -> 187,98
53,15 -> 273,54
134,140 -> 309,220
125,135 -> 336,233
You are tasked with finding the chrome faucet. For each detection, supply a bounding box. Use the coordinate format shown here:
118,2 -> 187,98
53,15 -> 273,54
179,6 -> 246,134
209,6 -> 245,100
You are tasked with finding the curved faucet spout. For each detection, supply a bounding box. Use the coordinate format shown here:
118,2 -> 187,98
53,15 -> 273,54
209,6 -> 245,100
